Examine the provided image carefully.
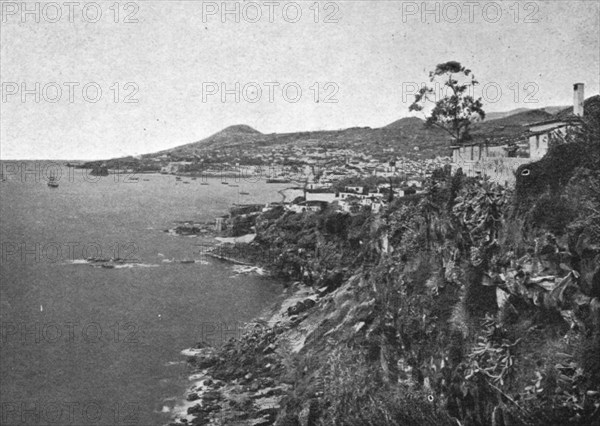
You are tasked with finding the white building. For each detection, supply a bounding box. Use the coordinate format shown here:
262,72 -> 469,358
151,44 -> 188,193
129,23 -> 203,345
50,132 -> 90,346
305,191 -> 338,203
527,84 -> 583,160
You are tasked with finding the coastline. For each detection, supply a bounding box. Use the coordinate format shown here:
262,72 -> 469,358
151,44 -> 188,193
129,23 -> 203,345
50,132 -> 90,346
165,201 -> 293,426
167,208 -> 322,426
168,278 -> 317,426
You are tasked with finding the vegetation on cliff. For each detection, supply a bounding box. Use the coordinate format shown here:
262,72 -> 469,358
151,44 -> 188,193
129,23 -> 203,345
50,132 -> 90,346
178,121 -> 599,426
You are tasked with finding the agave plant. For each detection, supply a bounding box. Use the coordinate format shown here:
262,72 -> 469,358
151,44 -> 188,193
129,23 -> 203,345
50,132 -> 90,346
452,180 -> 510,266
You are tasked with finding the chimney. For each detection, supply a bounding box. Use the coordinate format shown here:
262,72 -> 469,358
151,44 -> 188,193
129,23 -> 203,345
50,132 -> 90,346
573,83 -> 584,116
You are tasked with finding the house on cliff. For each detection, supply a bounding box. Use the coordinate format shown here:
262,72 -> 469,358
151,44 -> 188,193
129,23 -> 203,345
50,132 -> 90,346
528,83 -> 584,160
451,83 -> 586,186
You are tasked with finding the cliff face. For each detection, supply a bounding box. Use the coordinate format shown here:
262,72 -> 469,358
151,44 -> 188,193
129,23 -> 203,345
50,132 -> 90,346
173,132 -> 600,426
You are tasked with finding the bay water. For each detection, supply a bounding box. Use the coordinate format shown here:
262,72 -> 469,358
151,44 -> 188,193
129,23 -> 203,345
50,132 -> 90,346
0,165 -> 289,425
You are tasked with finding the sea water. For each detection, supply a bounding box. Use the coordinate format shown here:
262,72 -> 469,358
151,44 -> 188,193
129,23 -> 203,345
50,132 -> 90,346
0,167 -> 290,425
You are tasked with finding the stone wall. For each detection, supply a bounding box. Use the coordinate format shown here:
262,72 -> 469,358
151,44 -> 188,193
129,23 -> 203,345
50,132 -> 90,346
453,157 -> 531,186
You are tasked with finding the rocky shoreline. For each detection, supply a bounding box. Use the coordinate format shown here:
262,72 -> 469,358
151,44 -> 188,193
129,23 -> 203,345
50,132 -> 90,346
165,210 -> 312,425
169,282 -> 319,426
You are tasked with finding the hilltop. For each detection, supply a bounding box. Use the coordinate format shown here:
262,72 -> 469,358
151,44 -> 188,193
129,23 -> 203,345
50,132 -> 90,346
384,116 -> 427,129
151,125 -> 264,157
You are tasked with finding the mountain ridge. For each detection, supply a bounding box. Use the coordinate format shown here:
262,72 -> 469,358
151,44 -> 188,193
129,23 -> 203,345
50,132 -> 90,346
113,96 -> 598,164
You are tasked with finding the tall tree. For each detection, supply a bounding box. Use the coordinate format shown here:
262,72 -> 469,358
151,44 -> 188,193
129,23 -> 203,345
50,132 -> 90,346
409,61 -> 485,145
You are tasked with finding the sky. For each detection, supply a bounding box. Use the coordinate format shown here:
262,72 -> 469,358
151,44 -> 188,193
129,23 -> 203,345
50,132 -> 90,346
1,0 -> 599,160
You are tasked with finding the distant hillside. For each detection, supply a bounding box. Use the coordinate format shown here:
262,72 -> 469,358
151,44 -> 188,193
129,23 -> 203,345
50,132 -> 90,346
151,125 -> 263,157
470,108 -> 553,141
139,119 -> 453,162
102,96 -> 598,167
542,105 -> 570,115
382,108 -> 556,147
383,107 -> 568,145
485,108 -> 531,121
485,106 -> 571,121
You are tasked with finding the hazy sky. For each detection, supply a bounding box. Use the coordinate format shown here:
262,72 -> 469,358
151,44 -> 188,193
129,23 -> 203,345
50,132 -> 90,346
1,0 -> 598,160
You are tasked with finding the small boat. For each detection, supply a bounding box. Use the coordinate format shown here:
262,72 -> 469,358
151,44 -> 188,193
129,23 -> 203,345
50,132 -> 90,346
221,181 -> 229,185
239,191 -> 250,195
175,176 -> 182,181
143,179 -> 150,181
183,181 -> 190,184
229,184 -> 239,187
47,176 -> 59,188
192,177 -> 197,180
200,182 -> 209,186
179,259 -> 195,264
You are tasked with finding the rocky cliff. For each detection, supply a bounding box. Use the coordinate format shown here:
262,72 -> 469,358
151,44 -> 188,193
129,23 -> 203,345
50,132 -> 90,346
171,126 -> 599,426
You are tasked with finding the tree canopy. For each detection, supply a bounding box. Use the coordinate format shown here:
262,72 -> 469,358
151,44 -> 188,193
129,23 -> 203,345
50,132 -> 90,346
409,61 -> 485,145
